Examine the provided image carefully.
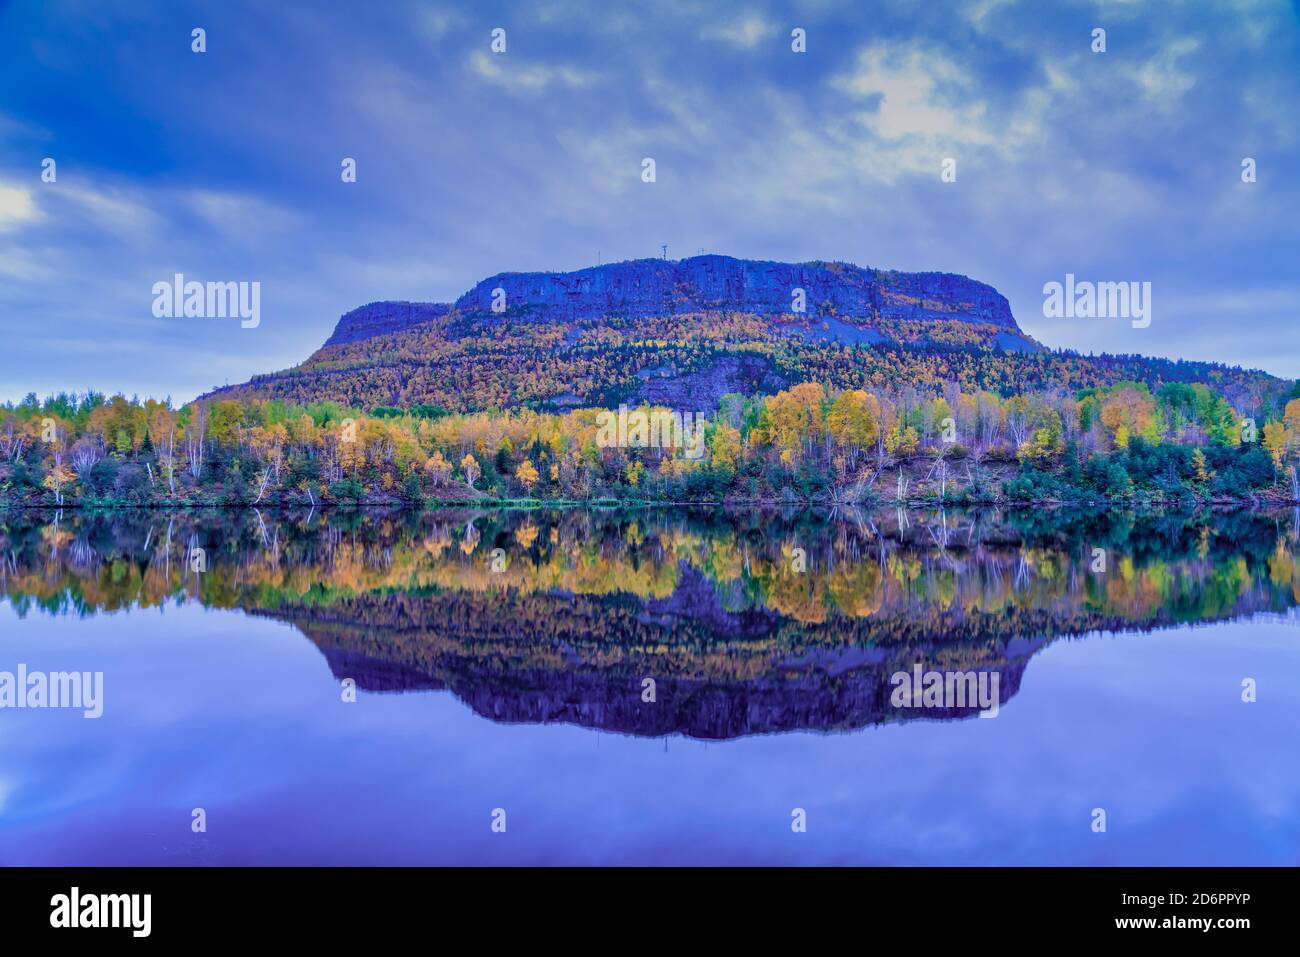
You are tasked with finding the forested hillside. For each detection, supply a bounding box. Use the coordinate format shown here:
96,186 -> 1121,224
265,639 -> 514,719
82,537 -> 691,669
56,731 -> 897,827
203,256 -> 1282,415
5,256 -> 1296,508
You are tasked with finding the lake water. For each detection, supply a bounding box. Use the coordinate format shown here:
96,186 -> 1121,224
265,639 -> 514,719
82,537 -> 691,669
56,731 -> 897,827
1,506 -> 1298,865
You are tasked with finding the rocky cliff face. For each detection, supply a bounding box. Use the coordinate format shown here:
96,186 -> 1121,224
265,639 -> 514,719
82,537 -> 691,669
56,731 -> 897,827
319,255 -> 1020,348
204,254 -> 1059,411
454,254 -> 1017,328
323,301 -> 451,347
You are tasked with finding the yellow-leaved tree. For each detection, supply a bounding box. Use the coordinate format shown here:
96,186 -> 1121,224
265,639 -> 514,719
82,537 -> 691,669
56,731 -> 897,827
461,453 -> 481,487
515,458 -> 539,492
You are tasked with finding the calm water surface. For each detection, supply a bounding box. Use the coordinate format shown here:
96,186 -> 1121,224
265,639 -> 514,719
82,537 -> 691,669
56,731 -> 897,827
1,507 -> 1297,865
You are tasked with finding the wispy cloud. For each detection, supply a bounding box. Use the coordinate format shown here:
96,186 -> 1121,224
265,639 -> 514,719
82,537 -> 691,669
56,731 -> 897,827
413,5 -> 465,40
56,181 -> 159,238
187,190 -> 302,238
703,14 -> 777,50
469,50 -> 599,94
1137,37 -> 1201,101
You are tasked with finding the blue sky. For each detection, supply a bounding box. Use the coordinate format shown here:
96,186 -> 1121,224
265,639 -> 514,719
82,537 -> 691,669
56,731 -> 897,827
1,0 -> 1297,404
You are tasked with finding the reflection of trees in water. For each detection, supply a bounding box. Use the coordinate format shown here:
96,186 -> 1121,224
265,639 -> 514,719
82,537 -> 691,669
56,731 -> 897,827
4,506 -> 1298,737
266,582 -> 1042,738
1,506 -> 1297,630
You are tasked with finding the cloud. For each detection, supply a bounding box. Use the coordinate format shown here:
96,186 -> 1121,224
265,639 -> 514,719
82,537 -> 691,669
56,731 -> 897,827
413,5 -> 464,40
0,242 -> 54,281
187,190 -> 301,238
703,14 -> 777,50
830,43 -> 1012,180
56,182 -> 158,238
1137,37 -> 1201,101
961,0 -> 1016,29
0,183 -> 40,232
468,50 -> 599,94
835,44 -> 994,144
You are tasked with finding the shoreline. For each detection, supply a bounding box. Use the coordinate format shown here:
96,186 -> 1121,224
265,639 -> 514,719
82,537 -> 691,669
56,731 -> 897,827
3,495 -> 1297,512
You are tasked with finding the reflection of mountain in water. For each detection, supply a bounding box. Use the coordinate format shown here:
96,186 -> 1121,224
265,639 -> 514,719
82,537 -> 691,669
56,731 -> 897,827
4,506 -> 1299,738
260,535 -> 1289,739
262,573 -> 1039,738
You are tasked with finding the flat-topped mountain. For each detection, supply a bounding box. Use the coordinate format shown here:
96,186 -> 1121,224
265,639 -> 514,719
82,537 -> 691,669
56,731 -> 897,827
323,255 -> 1019,347
207,254 -> 1276,413
455,254 -> 1018,327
